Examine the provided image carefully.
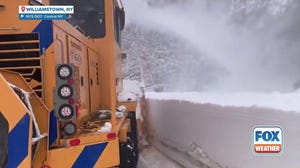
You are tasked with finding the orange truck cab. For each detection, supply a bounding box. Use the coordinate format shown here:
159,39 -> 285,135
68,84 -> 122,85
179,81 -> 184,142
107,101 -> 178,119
0,0 -> 139,167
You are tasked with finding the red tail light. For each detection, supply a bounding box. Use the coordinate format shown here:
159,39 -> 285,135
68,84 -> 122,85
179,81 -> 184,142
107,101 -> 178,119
69,138 -> 81,146
68,78 -> 74,85
76,105 -> 80,116
107,132 -> 117,139
68,98 -> 75,104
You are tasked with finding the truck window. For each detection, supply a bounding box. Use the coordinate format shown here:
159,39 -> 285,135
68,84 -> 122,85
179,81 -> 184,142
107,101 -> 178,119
50,0 -> 106,38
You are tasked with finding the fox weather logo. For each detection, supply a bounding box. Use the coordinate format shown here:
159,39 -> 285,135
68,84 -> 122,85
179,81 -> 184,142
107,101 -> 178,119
252,126 -> 283,155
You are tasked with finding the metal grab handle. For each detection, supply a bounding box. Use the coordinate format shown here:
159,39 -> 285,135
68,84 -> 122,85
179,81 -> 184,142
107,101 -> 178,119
56,34 -> 65,63
74,25 -> 85,35
0,27 -> 20,31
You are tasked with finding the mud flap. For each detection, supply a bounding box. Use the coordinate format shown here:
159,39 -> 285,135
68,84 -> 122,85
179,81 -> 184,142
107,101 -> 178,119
0,112 -> 8,168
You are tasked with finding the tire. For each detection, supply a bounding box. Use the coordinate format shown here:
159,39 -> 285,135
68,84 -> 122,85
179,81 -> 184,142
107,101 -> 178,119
119,141 -> 128,168
119,112 -> 139,168
127,112 -> 139,168
126,136 -> 137,168
0,112 -> 8,168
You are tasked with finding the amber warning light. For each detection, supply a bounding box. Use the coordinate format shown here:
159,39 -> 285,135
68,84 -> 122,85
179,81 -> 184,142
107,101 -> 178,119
18,5 -> 73,20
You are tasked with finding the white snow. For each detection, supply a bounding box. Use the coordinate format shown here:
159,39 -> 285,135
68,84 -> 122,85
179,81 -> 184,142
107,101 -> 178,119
232,0 -> 293,16
123,0 -> 300,92
146,91 -> 300,112
118,80 -> 143,119
145,98 -> 300,168
268,0 -> 292,15
118,80 -> 143,102
98,122 -> 112,133
138,147 -> 181,168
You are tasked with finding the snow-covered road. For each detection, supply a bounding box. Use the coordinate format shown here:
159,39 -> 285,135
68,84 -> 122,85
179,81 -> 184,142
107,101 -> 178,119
145,92 -> 300,168
138,147 -> 182,168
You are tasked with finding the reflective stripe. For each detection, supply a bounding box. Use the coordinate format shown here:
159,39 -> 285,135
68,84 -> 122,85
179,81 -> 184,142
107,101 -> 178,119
72,142 -> 108,168
7,114 -> 30,168
32,20 -> 53,55
49,110 -> 57,147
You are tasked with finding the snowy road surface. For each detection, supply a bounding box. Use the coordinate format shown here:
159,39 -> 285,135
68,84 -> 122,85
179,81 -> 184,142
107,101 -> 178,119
145,92 -> 300,168
138,147 -> 182,168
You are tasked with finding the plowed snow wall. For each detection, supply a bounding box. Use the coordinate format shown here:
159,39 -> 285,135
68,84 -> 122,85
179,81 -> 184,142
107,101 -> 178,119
145,99 -> 300,168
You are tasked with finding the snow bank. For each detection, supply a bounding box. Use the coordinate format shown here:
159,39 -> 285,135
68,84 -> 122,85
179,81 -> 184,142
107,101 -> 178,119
145,92 -> 300,168
146,92 -> 300,112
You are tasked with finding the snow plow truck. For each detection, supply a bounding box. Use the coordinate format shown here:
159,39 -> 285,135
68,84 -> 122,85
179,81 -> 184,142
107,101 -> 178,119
0,0 -> 139,167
